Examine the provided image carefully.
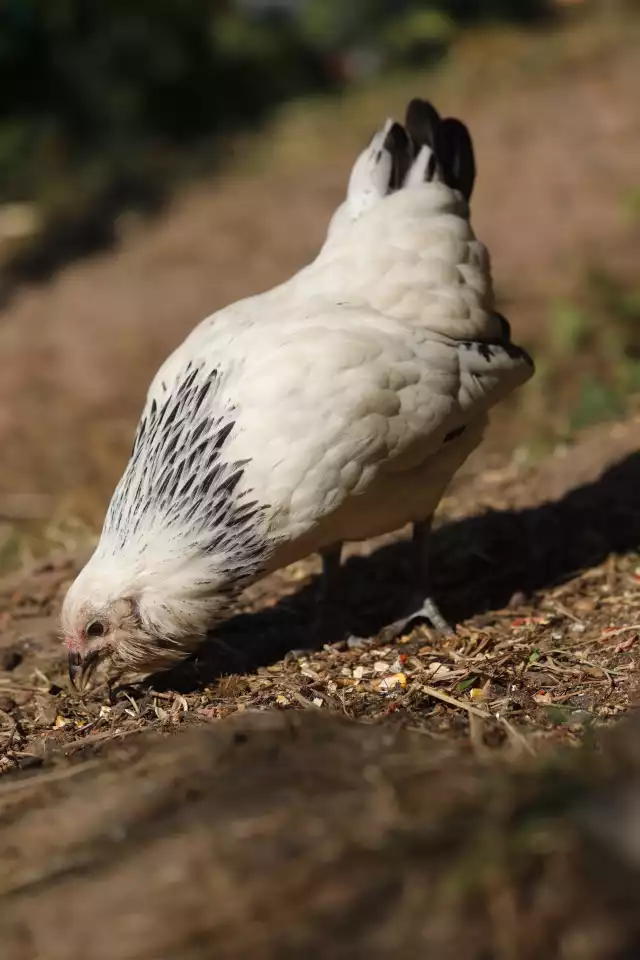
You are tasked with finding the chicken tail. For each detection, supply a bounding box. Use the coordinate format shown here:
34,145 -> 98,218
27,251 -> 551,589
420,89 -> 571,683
343,120 -> 410,211
325,99 -> 476,244
324,119 -> 409,240
404,99 -> 476,202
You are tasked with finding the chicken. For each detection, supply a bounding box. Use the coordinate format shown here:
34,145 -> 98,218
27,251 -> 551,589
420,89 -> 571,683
62,98 -> 534,688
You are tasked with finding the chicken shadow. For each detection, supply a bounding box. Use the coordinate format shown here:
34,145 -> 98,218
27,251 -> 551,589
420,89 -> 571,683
149,449 -> 640,694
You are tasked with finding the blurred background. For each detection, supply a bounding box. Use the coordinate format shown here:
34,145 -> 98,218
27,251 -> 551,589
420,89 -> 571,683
0,0 -> 638,569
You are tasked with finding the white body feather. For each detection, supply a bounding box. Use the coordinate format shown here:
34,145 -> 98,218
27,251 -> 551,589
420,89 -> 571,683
147,183 -> 523,546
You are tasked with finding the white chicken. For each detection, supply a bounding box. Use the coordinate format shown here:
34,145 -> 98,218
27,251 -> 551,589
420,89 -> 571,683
63,98 -> 533,688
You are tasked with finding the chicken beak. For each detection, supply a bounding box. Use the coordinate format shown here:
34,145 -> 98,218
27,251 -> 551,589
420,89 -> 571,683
68,648 -> 100,692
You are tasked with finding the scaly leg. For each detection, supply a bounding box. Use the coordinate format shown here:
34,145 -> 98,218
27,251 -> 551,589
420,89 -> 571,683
381,517 -> 455,640
311,543 -> 372,648
310,543 -> 346,646
313,521 -> 454,649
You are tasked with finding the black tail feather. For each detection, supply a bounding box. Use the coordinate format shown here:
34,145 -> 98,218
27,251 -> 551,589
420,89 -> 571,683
404,99 -> 442,155
494,312 -> 512,343
438,118 -> 476,202
383,121 -> 412,191
402,98 -> 476,202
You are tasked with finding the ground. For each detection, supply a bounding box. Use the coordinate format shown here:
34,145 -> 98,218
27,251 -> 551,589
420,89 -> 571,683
0,9 -> 639,958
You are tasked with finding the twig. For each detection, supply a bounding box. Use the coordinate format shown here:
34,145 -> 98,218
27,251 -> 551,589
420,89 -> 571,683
553,602 -> 584,625
468,712 -> 489,759
598,625 -> 640,640
0,759 -> 103,797
500,716 -> 536,756
422,684 -> 492,720
60,724 -> 147,754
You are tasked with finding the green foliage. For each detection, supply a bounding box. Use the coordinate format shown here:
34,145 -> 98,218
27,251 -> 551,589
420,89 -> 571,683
568,376 -> 625,433
549,301 -> 591,356
0,0 -> 326,203
525,270 -> 640,443
382,10 -> 457,67
586,267 -> 640,360
298,0 -> 550,57
618,185 -> 640,225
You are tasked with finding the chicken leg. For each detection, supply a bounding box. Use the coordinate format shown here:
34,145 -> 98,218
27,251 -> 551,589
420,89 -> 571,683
381,517 -> 455,640
311,543 -> 346,647
315,518 -> 454,648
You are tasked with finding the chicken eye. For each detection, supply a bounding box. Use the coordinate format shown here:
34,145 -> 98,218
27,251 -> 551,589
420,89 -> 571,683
86,620 -> 106,638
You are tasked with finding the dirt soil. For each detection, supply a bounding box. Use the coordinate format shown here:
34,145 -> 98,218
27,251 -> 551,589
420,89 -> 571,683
3,709 -> 640,959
